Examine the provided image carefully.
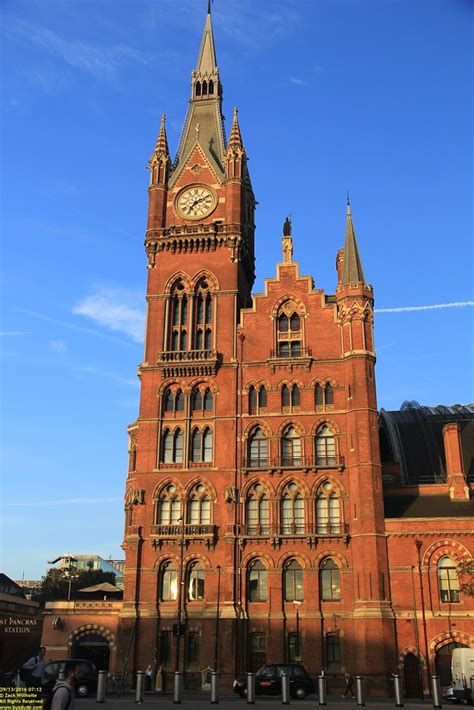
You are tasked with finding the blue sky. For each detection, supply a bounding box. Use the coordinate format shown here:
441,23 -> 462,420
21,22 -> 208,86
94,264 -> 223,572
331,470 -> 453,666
1,0 -> 472,580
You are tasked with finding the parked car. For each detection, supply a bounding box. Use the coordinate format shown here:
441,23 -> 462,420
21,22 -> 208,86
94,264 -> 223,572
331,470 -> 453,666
233,664 -> 315,699
41,659 -> 98,698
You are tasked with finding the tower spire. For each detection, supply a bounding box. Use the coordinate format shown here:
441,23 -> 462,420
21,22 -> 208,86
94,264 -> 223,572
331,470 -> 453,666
341,197 -> 366,285
195,2 -> 218,76
151,113 -> 169,160
228,107 -> 244,150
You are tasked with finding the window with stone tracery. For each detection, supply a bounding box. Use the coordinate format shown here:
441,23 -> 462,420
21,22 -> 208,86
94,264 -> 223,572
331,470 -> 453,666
191,386 -> 213,413
316,482 -> 341,533
248,427 -> 268,467
281,425 -> 302,466
438,556 -> 460,603
155,483 -> 181,524
161,428 -> 184,464
275,301 -> 303,357
193,279 -> 213,350
190,427 -> 213,463
281,482 -> 305,534
160,561 -> 178,601
187,483 -> 211,525
246,482 -> 269,533
315,425 -> 337,466
168,280 -> 188,351
315,383 -> 334,408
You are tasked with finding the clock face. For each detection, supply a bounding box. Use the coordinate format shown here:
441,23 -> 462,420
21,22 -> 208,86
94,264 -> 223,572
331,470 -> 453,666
175,185 -> 217,220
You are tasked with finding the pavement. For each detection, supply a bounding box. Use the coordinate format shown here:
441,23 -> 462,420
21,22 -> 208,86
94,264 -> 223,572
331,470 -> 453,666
75,693 -> 440,710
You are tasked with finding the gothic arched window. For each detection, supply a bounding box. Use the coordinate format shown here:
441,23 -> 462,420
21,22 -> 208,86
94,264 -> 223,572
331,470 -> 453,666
284,559 -> 304,601
281,426 -> 302,466
187,561 -> 205,601
187,484 -> 211,525
259,386 -> 267,410
316,482 -> 341,533
156,484 -> 181,525
320,559 -> 341,601
192,387 -> 213,413
160,561 -> 178,601
161,428 -> 183,464
248,559 -> 268,602
248,427 -> 268,467
291,384 -> 300,407
246,483 -> 269,534
190,428 -> 213,463
438,556 -> 460,603
249,386 -> 257,415
169,280 -> 188,352
164,388 -> 174,412
276,303 -> 303,358
194,279 -> 213,351
316,425 -> 336,466
281,482 -> 304,534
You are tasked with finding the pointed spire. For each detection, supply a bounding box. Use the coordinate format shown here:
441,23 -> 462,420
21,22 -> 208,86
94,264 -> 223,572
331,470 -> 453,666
196,3 -> 218,75
152,113 -> 170,159
341,196 -> 366,285
228,107 -> 244,150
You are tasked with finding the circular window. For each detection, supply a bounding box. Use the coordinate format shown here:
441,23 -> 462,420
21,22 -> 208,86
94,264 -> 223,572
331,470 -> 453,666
166,484 -> 176,493
196,484 -> 205,494
323,482 -> 332,491
288,482 -> 297,492
254,484 -> 263,493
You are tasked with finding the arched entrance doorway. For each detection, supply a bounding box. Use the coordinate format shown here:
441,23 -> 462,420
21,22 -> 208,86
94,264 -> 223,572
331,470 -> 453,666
435,642 -> 468,686
72,634 -> 110,671
403,653 -> 423,698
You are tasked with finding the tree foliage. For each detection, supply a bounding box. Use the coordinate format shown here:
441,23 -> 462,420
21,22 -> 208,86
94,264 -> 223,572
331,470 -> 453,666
458,560 -> 474,597
33,568 -> 117,604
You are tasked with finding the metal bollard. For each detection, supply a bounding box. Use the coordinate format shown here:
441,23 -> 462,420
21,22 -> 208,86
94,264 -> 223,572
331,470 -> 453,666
281,672 -> 290,705
96,670 -> 107,703
135,671 -> 144,704
247,672 -> 256,704
392,674 -> 403,707
211,672 -> 219,704
318,675 -> 327,706
173,672 -> 182,704
430,675 -> 442,708
355,676 -> 365,707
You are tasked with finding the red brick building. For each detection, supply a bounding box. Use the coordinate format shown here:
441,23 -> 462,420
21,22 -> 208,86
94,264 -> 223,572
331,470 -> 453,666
42,6 -> 474,697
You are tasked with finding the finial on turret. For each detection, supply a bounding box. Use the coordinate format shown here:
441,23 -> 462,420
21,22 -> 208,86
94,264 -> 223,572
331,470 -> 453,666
346,189 -> 351,215
208,0 -> 212,15
282,215 -> 293,263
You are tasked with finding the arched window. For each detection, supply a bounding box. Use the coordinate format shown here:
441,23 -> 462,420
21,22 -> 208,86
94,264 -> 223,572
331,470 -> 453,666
160,561 -> 178,601
248,428 -> 268,467
192,387 -> 213,413
326,634 -> 341,671
276,304 -> 302,357
325,383 -> 334,405
281,482 -> 304,534
284,559 -> 304,601
248,559 -> 268,602
288,632 -> 301,663
259,386 -> 267,410
291,384 -> 300,407
164,388 -> 174,412
190,428 -> 212,463
317,483 -> 341,533
249,633 -> 266,672
194,279 -> 213,350
169,280 -> 188,351
208,79 -> 214,95
315,383 -> 334,408
315,383 -> 323,406
203,389 -> 213,411
192,389 -> 203,411
195,81 -> 201,97
202,80 -> 208,95
438,556 -> 460,603
246,483 -> 269,534
316,425 -> 336,466
156,484 -> 181,525
320,559 -> 341,601
281,385 -> 290,408
249,386 -> 257,415
281,426 -> 302,466
161,428 -> 183,464
175,389 -> 184,412
187,484 -> 211,525
188,561 -> 205,601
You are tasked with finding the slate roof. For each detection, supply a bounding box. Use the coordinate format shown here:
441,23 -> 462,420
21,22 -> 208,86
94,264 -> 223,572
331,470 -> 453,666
384,494 -> 474,518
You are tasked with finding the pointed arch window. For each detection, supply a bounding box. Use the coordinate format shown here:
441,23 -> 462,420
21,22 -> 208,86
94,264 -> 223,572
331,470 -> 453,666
259,386 -> 267,409
187,485 -> 211,525
161,428 -> 183,464
438,556 -> 460,603
160,561 -> 178,601
282,385 -> 290,408
202,80 -> 208,96
195,81 -> 201,97
320,559 -> 341,601
315,383 -> 334,408
281,483 -> 304,534
188,561 -> 205,601
316,425 -> 336,466
163,387 -> 185,415
246,483 -> 269,534
284,559 -> 304,601
156,484 -> 181,525
281,426 -> 302,466
164,388 -> 174,412
190,427 -> 213,463
169,280 -> 188,352
249,386 -> 257,415
208,79 -> 214,95
276,304 -> 303,358
192,387 -> 213,413
248,559 -> 268,602
316,483 -> 341,533
194,279 -> 213,351
248,427 -> 268,467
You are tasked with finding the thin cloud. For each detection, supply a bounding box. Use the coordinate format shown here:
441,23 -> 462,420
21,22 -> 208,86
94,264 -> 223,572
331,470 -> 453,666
73,287 -> 145,342
375,301 -> 474,313
49,339 -> 67,355
288,76 -> 307,86
3,497 -> 122,508
9,19 -> 149,81
0,331 -> 28,336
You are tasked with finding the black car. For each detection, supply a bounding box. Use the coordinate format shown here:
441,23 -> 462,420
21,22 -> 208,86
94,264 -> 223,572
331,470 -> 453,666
41,659 -> 98,698
233,664 -> 315,699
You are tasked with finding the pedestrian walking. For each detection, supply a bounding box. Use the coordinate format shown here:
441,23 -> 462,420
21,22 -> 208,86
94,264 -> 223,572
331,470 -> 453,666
342,671 -> 355,698
20,647 -> 47,687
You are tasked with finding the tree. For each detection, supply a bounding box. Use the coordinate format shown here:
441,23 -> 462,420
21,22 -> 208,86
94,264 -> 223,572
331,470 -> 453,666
33,568 -> 117,604
458,560 -> 474,597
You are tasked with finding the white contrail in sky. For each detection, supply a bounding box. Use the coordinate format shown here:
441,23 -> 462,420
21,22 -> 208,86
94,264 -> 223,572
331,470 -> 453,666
375,301 -> 474,313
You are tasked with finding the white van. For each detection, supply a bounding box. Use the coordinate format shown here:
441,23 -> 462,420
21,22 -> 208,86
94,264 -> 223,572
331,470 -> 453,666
452,648 -> 474,703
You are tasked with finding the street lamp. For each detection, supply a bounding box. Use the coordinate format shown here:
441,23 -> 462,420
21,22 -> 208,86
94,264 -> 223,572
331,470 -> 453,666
174,516 -> 186,674
213,566 -> 221,671
293,601 -> 302,661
